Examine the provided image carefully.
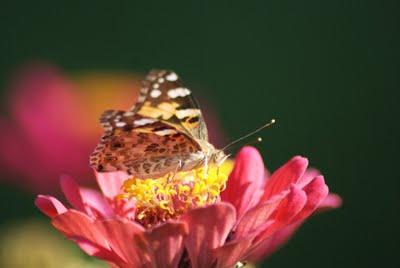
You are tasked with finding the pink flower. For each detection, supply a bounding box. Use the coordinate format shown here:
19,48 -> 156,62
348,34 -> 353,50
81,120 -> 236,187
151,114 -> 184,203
36,146 -> 340,267
0,64 -> 140,193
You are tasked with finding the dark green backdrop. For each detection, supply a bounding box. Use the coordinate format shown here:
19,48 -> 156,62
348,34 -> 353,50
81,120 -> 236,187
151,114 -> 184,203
1,1 -> 399,267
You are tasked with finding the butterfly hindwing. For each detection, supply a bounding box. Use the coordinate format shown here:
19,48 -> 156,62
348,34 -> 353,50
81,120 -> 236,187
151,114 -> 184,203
90,113 -> 202,177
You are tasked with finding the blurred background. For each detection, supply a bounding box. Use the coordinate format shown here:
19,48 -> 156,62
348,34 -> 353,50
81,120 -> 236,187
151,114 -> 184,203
0,1 -> 398,267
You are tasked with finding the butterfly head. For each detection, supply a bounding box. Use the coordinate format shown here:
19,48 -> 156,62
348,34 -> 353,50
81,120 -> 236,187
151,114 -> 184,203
211,150 -> 230,166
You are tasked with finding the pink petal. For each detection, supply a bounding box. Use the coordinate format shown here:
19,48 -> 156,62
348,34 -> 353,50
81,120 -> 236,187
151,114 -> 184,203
95,219 -> 149,267
215,235 -> 255,268
53,211 -> 148,267
52,210 -> 110,249
247,222 -> 301,262
113,198 -> 137,221
248,180 -> 341,261
261,156 -> 308,202
80,188 -> 115,219
318,193 -> 342,211
181,202 -> 236,268
146,221 -> 188,268
297,168 -> 321,188
35,195 -> 67,218
254,185 -> 307,245
60,175 -> 85,211
95,170 -> 129,199
291,176 -> 329,223
74,237 -> 126,266
233,201 -> 280,240
60,176 -> 116,219
221,146 -> 266,221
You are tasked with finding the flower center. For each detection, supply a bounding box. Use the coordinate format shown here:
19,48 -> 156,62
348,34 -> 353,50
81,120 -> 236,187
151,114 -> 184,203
120,161 -> 233,226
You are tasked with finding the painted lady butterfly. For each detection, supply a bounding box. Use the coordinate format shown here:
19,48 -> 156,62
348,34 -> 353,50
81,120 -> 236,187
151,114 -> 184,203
90,70 -> 229,178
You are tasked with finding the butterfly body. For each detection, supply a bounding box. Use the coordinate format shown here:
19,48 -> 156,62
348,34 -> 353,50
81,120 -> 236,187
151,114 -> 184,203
90,70 -> 226,178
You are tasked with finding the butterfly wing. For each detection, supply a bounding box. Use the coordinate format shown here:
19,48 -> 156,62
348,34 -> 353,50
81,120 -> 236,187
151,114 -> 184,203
90,70 -> 212,177
90,113 -> 203,177
130,69 -> 209,141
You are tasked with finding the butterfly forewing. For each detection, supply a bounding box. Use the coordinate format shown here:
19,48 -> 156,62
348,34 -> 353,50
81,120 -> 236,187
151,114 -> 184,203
131,70 -> 208,141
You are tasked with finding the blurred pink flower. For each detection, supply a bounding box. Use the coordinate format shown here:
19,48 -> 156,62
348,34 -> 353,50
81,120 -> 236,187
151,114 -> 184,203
0,64 -> 140,193
36,146 -> 341,267
0,64 -> 224,194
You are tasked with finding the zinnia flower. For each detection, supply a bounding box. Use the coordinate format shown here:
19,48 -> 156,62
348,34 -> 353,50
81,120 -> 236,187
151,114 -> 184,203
35,146 -> 340,268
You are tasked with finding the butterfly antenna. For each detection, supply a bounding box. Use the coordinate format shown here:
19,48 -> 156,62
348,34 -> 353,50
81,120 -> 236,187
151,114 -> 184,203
221,119 -> 276,152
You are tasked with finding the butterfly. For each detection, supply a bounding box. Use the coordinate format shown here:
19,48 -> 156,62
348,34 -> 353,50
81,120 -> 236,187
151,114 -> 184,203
90,70 -> 229,178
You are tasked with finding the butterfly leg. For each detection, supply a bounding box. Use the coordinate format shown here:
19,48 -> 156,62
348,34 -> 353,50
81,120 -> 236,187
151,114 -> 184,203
203,156 -> 209,178
168,160 -> 183,182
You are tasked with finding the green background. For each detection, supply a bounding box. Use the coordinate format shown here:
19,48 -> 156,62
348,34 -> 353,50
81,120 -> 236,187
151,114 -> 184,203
1,0 -> 399,267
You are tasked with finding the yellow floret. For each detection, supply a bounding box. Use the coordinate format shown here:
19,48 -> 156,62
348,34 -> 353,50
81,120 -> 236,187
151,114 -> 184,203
120,160 -> 233,226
